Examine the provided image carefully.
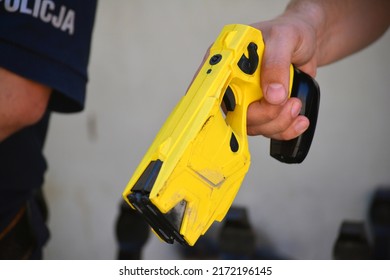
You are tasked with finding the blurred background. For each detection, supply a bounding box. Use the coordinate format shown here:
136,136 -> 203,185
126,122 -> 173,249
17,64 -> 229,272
42,0 -> 390,259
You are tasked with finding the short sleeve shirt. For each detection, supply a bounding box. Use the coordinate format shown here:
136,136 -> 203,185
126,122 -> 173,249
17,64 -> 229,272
0,0 -> 97,225
0,0 -> 97,112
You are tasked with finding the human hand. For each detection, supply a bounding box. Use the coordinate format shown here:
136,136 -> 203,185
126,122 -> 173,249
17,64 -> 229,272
248,10 -> 320,140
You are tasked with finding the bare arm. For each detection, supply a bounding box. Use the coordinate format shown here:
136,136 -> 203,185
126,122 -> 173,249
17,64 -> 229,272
286,0 -> 390,66
247,0 -> 389,139
0,68 -> 51,142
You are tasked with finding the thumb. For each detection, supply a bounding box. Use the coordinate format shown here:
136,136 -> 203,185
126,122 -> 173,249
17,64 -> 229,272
263,82 -> 289,105
260,43 -> 293,105
253,20 -> 299,106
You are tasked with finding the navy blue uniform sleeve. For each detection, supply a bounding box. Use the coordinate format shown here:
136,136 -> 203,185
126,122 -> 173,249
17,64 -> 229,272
0,0 -> 97,112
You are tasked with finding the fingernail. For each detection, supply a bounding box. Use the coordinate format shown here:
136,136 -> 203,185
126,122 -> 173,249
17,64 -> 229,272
266,83 -> 286,104
295,119 -> 309,133
291,101 -> 301,117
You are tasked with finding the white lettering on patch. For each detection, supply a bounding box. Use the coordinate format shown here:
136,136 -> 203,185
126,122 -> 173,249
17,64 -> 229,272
1,0 -> 76,35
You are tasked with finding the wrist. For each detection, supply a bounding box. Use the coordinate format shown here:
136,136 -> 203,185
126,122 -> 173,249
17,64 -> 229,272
283,1 -> 326,64
284,1 -> 326,33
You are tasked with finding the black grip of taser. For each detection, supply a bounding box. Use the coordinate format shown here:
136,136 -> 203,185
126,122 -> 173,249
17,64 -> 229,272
270,68 -> 320,163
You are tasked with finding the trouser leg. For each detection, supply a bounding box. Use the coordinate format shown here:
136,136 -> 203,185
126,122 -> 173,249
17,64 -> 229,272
0,188 -> 49,260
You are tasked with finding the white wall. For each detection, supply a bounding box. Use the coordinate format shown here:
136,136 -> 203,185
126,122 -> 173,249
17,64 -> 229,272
43,0 -> 390,259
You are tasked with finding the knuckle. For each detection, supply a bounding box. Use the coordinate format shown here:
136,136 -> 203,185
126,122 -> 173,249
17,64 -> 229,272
265,109 -> 279,121
279,127 -> 300,141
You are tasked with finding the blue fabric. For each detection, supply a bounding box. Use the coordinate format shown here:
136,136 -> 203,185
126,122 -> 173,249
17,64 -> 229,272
0,0 -> 97,254
0,111 -> 50,230
0,0 -> 97,112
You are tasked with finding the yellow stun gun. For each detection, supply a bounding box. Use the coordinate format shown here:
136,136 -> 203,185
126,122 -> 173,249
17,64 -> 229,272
122,24 -> 320,246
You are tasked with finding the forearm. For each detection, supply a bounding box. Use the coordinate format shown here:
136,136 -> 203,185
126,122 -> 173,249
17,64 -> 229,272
285,0 -> 390,66
0,68 -> 51,142
247,0 -> 388,140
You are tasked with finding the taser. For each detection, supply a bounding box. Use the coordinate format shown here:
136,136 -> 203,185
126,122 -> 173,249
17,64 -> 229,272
122,24 -> 320,246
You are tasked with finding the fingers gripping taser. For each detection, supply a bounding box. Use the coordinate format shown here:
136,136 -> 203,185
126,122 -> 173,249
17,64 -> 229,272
122,24 -> 320,246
